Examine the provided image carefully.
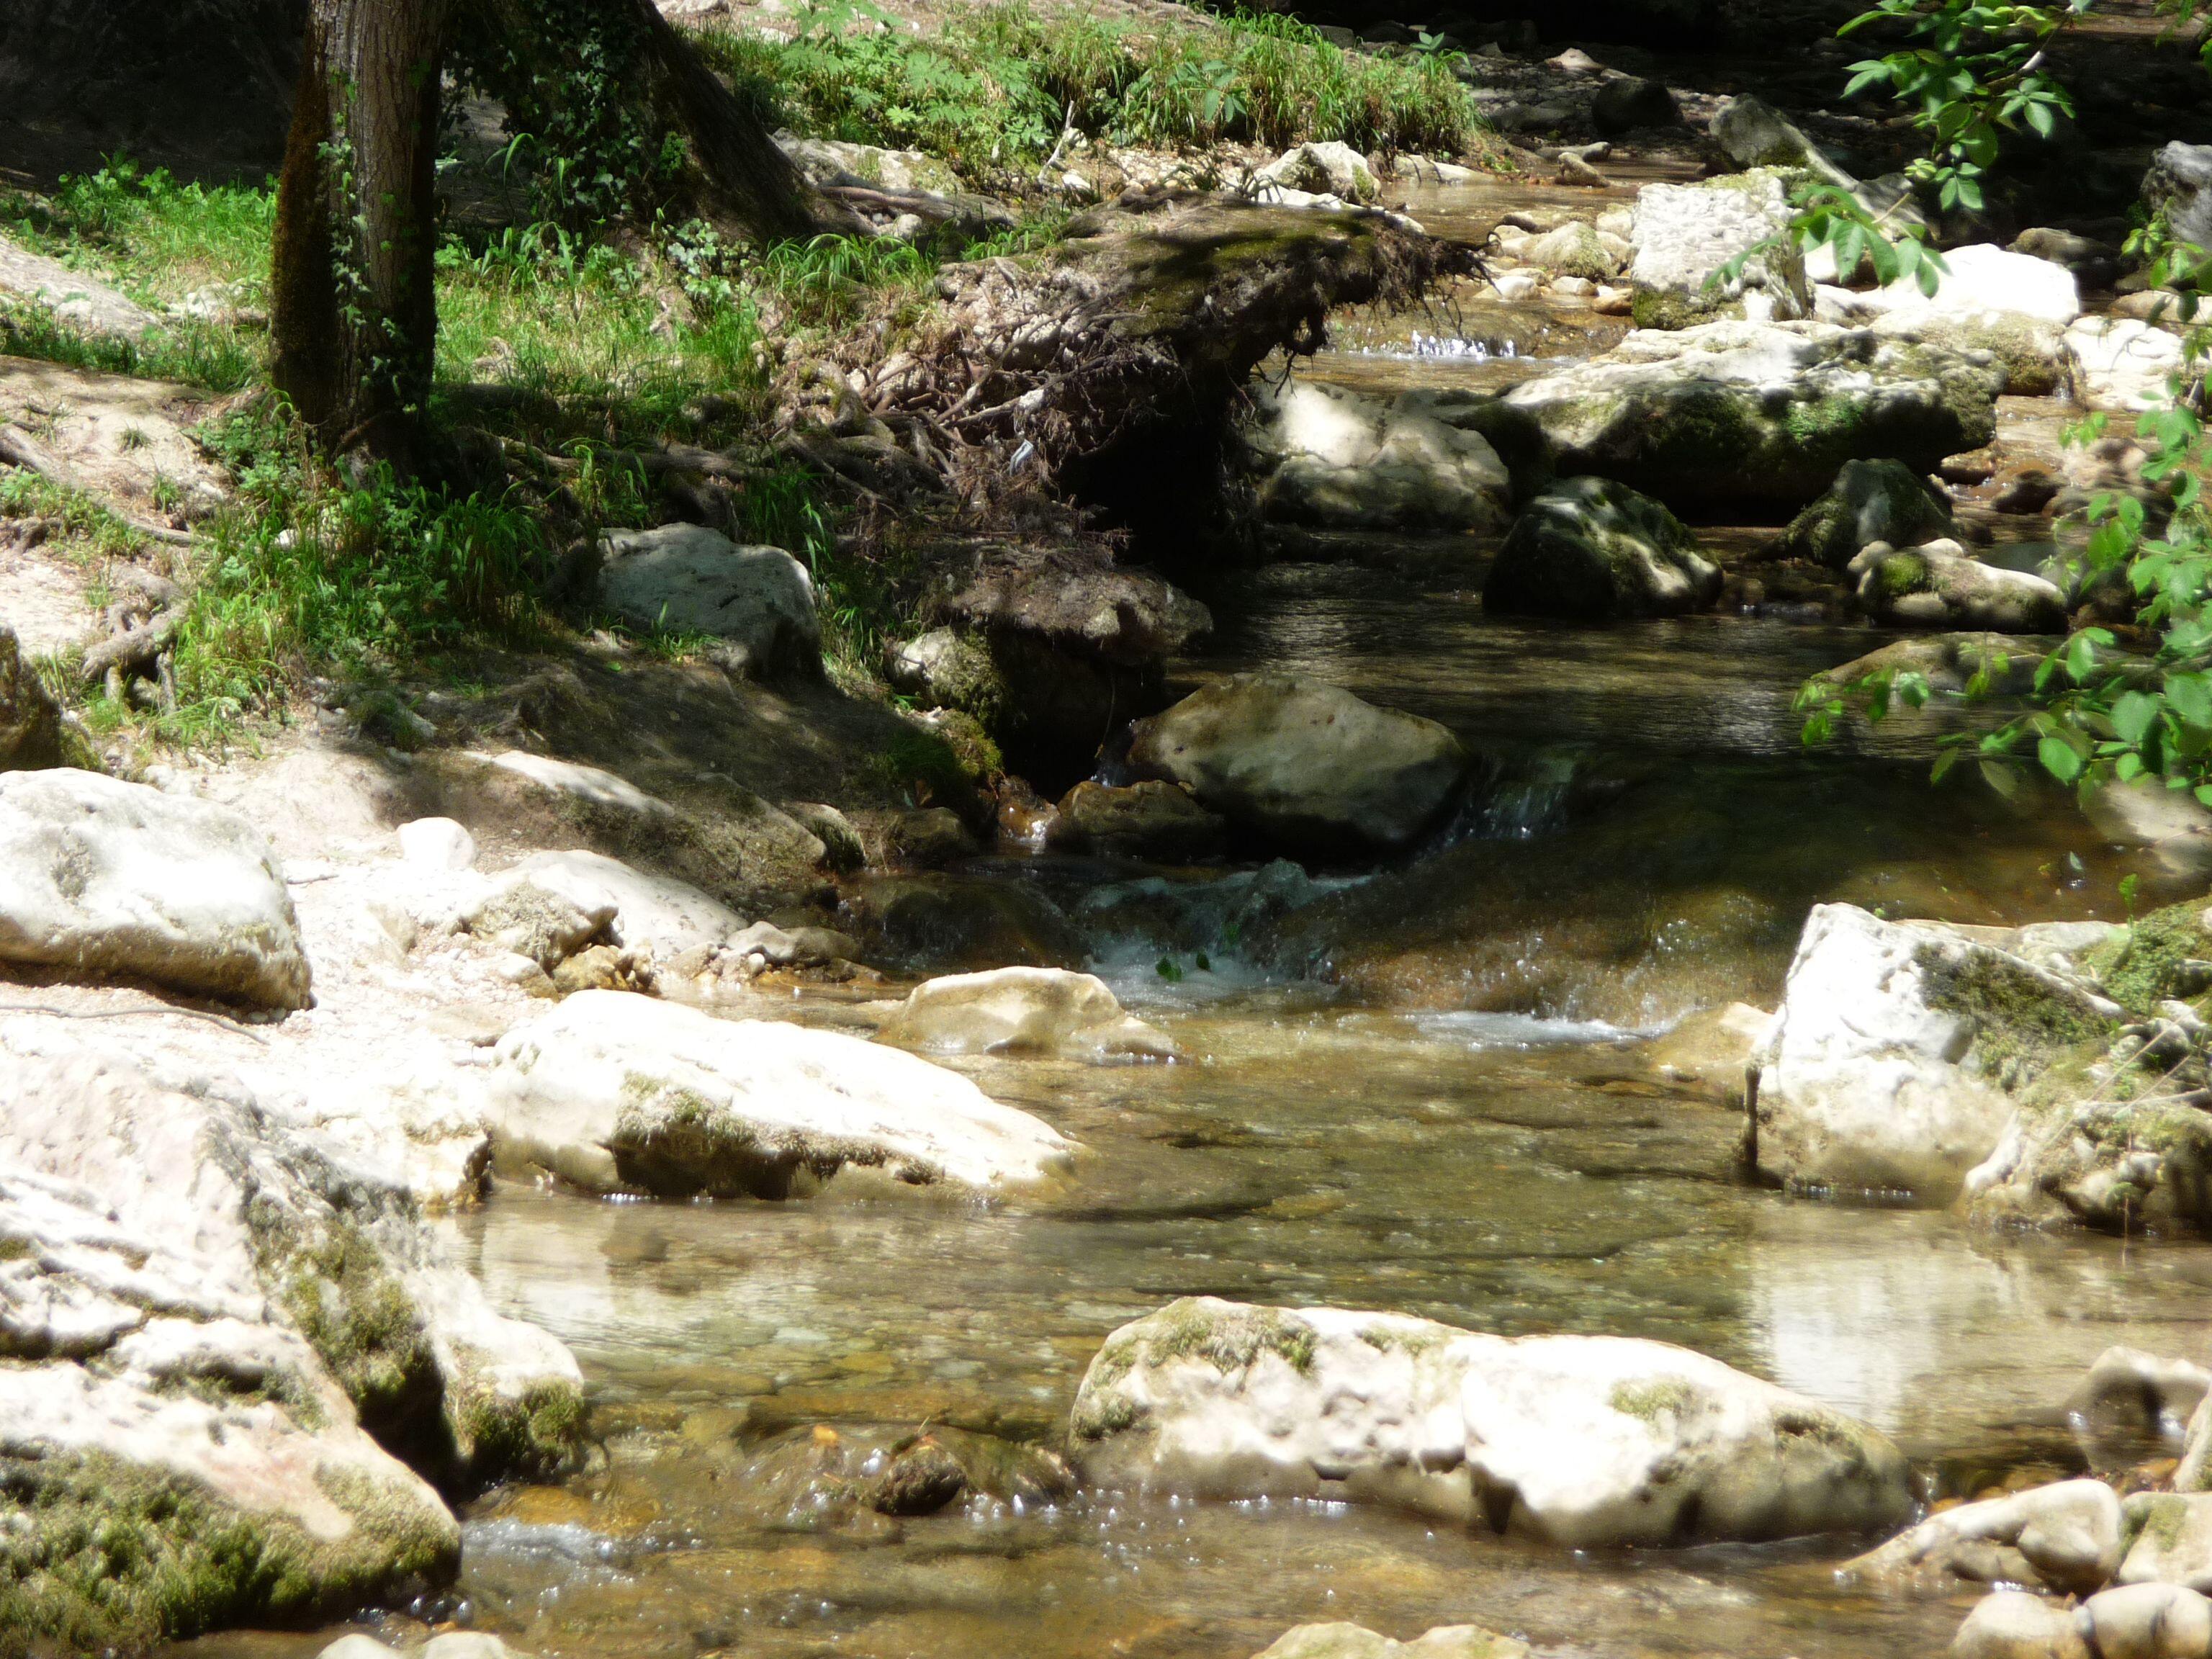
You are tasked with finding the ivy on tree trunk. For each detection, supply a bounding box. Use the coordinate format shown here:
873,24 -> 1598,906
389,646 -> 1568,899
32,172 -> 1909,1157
271,0 -> 449,475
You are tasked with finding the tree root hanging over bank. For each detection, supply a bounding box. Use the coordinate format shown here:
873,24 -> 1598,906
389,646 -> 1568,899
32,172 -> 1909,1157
817,194 -> 1473,510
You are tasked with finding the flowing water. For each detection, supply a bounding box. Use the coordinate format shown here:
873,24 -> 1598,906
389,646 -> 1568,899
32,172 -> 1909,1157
165,188 -> 2210,1659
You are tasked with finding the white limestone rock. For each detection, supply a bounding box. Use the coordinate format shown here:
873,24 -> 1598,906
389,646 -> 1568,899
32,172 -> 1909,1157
1071,1297 -> 1912,1547
2067,318 -> 2189,413
1628,171 -> 1809,327
0,768 -> 312,1009
506,848 -> 747,963
397,816 -> 478,871
596,526 -> 822,678
1752,904 -> 2119,1202
483,989 -> 1078,1197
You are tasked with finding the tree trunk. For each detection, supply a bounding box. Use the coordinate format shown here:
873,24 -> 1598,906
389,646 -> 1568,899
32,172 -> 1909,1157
271,0 -> 449,473
615,0 -> 822,242
457,0 -> 832,243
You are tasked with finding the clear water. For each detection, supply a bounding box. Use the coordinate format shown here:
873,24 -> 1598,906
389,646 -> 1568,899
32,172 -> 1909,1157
159,200 -> 2211,1659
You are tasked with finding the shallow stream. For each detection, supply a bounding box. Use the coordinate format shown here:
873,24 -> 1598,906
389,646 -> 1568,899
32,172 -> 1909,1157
165,182 -> 2210,1659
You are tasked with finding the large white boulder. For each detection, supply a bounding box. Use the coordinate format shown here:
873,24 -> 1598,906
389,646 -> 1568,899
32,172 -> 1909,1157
2068,318 -> 2190,413
1125,675 -> 1470,858
483,989 -> 1078,1197
881,966 -> 1177,1062
1752,904 -> 2120,1202
1628,171 -> 1809,328
1256,141 -> 1380,204
0,768 -> 313,1009
596,525 -> 822,678
1851,244 -> 2080,395
1502,320 -> 2002,512
1240,379 -> 1512,534
1070,1298 -> 1913,1547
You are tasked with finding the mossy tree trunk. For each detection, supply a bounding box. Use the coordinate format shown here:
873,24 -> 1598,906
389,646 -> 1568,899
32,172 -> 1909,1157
271,0 -> 450,476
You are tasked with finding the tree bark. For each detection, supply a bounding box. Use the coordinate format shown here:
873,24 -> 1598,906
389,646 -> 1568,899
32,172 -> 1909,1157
271,0 -> 449,472
459,0 -> 833,243
615,0 -> 822,242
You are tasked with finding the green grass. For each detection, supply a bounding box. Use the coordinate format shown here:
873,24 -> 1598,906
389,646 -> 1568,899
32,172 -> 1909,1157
702,0 -> 1493,182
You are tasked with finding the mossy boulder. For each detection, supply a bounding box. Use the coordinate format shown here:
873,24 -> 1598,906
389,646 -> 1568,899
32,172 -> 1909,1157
1502,320 -> 2004,513
1848,539 -> 2069,634
1071,1297 -> 1912,1546
0,1046 -> 593,1651
1771,458 -> 1956,570
1484,476 -> 1722,619
0,621 -> 76,772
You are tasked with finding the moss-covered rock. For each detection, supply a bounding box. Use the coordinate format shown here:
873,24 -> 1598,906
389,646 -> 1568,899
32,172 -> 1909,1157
0,1051 -> 505,1653
1754,903 -> 2123,1202
0,621 -> 76,773
1771,457 -> 1955,570
1848,539 -> 2069,633
1502,320 -> 2003,513
1484,476 -> 1722,619
1070,1297 -> 1912,1546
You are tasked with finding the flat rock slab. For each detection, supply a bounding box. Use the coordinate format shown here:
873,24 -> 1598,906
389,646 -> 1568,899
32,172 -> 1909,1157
484,989 -> 1079,1197
0,233 -> 159,338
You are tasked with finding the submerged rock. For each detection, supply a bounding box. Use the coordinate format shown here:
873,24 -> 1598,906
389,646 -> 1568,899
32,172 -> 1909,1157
1753,904 -> 2121,1202
1628,172 -> 1809,329
1252,1625 -> 1529,1659
1771,457 -> 1955,570
484,989 -> 1077,1197
1849,539 -> 2069,634
1239,379 -> 1512,534
2072,1348 -> 2211,1470
1070,1297 -> 1912,1546
1813,632 -> 2049,701
1050,778 -> 1228,861
881,966 -> 1176,1062
1125,675 -> 1469,858
0,768 -> 313,1009
846,872 -> 1088,971
595,525 -> 821,678
1843,1478 -> 2124,1596
1484,476 -> 1722,619
1502,320 -> 2002,513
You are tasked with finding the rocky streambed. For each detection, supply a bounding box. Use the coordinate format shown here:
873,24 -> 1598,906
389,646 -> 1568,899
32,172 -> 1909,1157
4,72 -> 2212,1659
